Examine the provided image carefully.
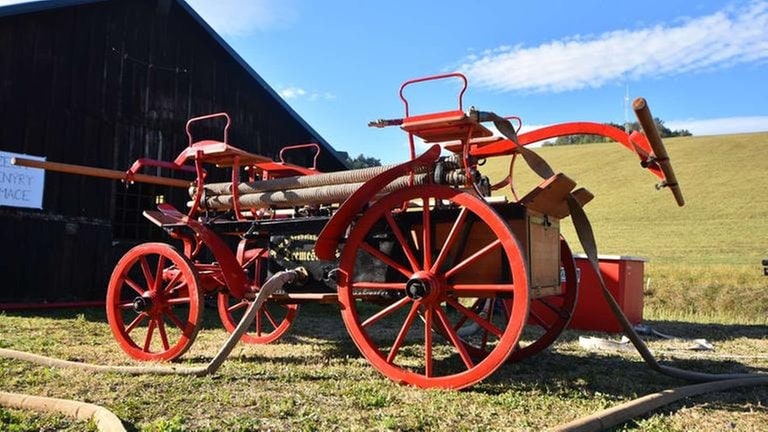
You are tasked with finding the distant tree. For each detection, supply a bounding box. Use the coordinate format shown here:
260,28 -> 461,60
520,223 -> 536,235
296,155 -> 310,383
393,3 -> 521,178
346,153 -> 382,169
548,119 -> 691,146
625,117 -> 692,138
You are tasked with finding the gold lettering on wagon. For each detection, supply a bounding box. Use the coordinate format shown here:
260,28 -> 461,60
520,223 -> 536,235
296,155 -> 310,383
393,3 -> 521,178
272,234 -> 320,262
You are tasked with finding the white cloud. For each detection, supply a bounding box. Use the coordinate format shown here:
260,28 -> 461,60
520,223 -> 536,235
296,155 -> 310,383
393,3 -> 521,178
666,116 -> 768,135
279,86 -> 307,99
185,0 -> 296,37
279,86 -> 335,101
459,1 -> 768,93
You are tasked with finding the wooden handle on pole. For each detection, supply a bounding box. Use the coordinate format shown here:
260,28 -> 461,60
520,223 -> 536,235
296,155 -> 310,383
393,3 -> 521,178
632,98 -> 685,207
11,157 -> 191,189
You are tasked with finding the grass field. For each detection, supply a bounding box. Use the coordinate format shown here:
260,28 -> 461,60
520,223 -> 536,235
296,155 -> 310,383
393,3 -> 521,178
483,132 -> 768,323
1,306 -> 768,431
1,132 -> 767,430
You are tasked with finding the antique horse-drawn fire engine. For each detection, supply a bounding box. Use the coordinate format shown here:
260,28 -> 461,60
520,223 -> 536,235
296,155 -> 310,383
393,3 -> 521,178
14,73 -> 682,390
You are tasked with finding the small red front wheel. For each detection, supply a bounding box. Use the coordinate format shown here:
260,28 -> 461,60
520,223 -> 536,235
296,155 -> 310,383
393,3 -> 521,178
216,245 -> 299,344
217,292 -> 298,344
106,243 -> 202,361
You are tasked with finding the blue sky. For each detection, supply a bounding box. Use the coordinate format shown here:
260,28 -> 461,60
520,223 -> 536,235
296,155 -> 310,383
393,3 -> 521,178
4,0 -> 768,164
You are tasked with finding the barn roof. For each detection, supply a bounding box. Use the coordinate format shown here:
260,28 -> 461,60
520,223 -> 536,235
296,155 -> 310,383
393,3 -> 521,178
0,0 -> 349,169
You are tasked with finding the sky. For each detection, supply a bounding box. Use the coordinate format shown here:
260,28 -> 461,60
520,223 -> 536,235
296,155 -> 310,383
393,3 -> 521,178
3,0 -> 768,164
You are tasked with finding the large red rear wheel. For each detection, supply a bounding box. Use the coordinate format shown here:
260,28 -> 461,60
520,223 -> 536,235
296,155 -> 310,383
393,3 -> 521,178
453,238 -> 578,362
338,185 -> 529,389
216,246 -> 299,344
106,243 -> 202,361
507,237 -> 578,361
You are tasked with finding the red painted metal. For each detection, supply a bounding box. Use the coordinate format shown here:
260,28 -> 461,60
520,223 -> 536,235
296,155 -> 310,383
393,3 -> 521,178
314,144 -> 442,261
469,122 -> 666,181
399,73 -> 468,117
154,204 -> 249,299
569,255 -> 646,333
399,73 -> 467,160
336,185 -> 529,389
105,242 -> 202,361
185,112 -> 231,146
278,143 -> 321,171
216,242 -> 299,344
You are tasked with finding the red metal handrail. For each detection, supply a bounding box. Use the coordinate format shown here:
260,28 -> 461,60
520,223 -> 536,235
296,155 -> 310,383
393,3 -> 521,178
399,73 -> 468,117
185,112 -> 231,146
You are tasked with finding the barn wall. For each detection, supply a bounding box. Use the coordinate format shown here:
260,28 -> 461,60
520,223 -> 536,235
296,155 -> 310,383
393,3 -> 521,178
0,0 -> 345,303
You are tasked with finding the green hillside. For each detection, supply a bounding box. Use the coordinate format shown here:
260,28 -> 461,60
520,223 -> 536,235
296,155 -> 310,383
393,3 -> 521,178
483,132 -> 768,322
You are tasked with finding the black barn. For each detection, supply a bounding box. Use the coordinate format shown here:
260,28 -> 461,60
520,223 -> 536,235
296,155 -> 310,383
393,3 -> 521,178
0,0 -> 347,305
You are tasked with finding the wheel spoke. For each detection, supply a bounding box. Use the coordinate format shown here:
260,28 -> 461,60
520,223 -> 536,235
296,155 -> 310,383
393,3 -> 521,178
167,297 -> 191,305
424,305 -> 433,377
143,318 -> 157,352
452,298 -> 484,331
263,308 -> 280,329
434,306 -> 474,369
385,212 -> 421,272
422,197 -> 433,270
529,309 -> 553,331
431,207 -> 469,273
165,310 -> 186,331
157,319 -> 170,351
446,298 -> 503,337
227,300 -> 249,313
445,239 -> 502,279
536,297 -> 569,318
255,312 -> 263,336
139,256 -> 154,289
360,242 -> 413,278
124,277 -> 146,296
153,255 -> 166,291
386,302 -> 420,364
162,270 -> 184,295
361,296 -> 411,328
451,283 -> 516,296
125,312 -> 148,334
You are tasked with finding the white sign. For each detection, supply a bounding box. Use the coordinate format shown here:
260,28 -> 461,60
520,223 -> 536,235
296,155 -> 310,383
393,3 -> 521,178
0,151 -> 46,209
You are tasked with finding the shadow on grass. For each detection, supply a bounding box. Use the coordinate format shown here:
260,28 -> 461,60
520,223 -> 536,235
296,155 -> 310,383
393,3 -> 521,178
3,303 -> 767,399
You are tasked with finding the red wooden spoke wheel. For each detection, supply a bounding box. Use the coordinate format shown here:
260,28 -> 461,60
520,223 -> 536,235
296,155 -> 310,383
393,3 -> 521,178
457,237 -> 578,361
216,246 -> 299,344
338,185 -> 529,390
106,242 -> 202,361
507,237 -> 578,361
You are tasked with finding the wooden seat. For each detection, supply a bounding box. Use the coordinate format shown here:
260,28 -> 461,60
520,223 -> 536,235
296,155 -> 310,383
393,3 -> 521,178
519,174 -> 593,219
173,140 -> 273,167
400,110 -> 493,143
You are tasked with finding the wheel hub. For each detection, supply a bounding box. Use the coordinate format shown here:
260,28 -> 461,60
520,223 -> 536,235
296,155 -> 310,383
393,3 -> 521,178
405,279 -> 430,300
132,296 -> 153,313
405,271 -> 443,302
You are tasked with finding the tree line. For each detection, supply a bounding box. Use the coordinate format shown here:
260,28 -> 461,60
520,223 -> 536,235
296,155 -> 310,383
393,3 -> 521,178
543,118 -> 691,146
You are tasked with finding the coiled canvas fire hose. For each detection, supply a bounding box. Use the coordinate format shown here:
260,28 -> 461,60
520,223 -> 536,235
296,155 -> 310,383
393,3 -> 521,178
0,269 -> 300,432
469,109 -> 768,431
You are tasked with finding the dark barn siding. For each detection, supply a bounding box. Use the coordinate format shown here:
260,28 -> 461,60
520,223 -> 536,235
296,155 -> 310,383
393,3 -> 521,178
0,0 -> 345,303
